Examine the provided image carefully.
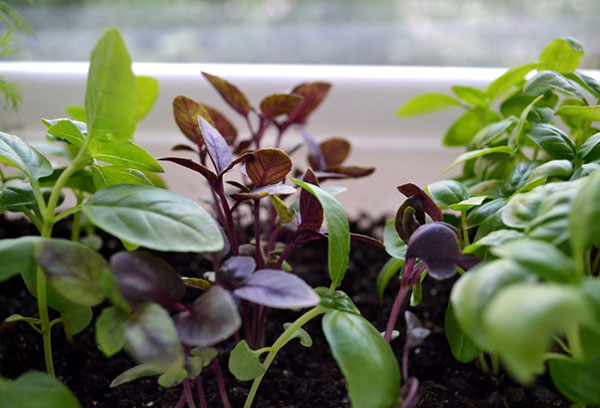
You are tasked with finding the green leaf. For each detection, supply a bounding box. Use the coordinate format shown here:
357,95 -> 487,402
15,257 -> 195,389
39,168 -> 96,194
490,238 -> 576,283
451,85 -> 488,108
89,140 -> 163,172
135,76 -> 159,120
549,358 -> 600,406
0,372 -> 81,408
539,37 -> 583,73
34,239 -> 114,306
525,160 -> 572,186
443,110 -> 500,147
486,62 -> 541,101
383,219 -> 406,259
427,179 -> 470,208
465,198 -> 505,229
448,195 -> 487,211
578,132 -> 600,162
270,195 -> 293,224
282,323 -> 313,347
292,179 -> 350,288
0,132 -> 53,180
570,170 -> 600,256
445,302 -> 480,363
0,181 -> 35,211
502,161 -> 541,196
315,287 -> 360,315
323,311 -> 400,408
557,105 -> 600,124
450,259 -> 528,347
483,283 -> 592,384
45,119 -> 85,148
396,93 -> 461,117
508,94 -> 544,151
110,364 -> 161,387
158,366 -> 188,388
463,229 -> 526,254
525,71 -> 580,97
469,117 -> 518,149
85,28 -> 138,143
4,314 -> 40,325
83,184 -> 223,253
445,146 -> 513,172
65,105 -> 86,121
91,165 -> 152,189
565,71 -> 600,98
228,340 -> 268,381
376,257 -> 403,301
501,92 -> 558,119
96,306 -> 127,357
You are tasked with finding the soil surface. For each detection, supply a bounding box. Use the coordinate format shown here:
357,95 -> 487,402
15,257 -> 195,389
0,213 -> 569,408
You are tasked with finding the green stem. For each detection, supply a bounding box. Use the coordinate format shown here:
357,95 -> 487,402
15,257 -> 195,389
478,353 -> 489,374
53,205 -> 84,224
543,352 -> 572,362
584,249 -> 592,276
20,206 -> 42,232
490,352 -> 499,376
566,326 -> 583,361
243,307 -> 325,408
461,211 -> 470,247
592,250 -> 600,276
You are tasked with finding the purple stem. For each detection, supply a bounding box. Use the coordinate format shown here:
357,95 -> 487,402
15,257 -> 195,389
256,305 -> 268,348
253,199 -> 263,269
195,377 -> 208,408
210,187 -> 227,226
384,285 -> 411,343
175,393 -> 187,408
402,336 -> 411,380
216,185 -> 239,256
275,229 -> 300,269
183,379 -> 196,408
212,358 -> 231,408
400,377 -> 420,408
242,300 -> 253,344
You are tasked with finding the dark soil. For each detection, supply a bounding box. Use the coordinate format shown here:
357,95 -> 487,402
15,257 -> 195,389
0,213 -> 569,408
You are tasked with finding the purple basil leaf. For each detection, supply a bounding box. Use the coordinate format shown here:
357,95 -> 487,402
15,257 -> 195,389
111,251 -> 185,310
405,223 -> 461,280
397,183 -> 443,222
230,184 -> 296,201
299,168 -> 324,230
456,254 -> 481,271
299,129 -> 327,171
174,286 -> 241,347
350,233 -> 384,248
159,157 -> 218,183
219,256 -> 255,290
198,116 -> 233,175
294,229 -> 327,245
203,223 -> 231,265
233,269 -> 320,309
404,311 -> 430,348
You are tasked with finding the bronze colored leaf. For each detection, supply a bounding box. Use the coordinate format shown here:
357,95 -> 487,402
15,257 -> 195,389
289,82 -> 332,124
171,144 -> 198,153
172,95 -> 213,145
320,138 -> 351,167
326,165 -> 375,179
245,148 -> 292,186
202,72 -> 251,117
299,168 -> 324,231
201,104 -> 238,145
226,180 -> 250,192
260,94 -> 304,119
159,157 -> 218,183
397,183 -> 443,222
235,139 -> 253,154
231,184 -> 296,201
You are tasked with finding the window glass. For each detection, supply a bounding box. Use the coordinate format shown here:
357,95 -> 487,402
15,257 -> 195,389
9,0 -> 600,67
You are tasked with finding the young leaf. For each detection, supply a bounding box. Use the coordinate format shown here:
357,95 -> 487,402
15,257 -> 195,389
376,257 -> 403,301
292,179 -> 350,288
124,302 -> 182,370
383,219 -> 407,259
135,76 -> 159,120
288,82 -> 331,124
315,288 -> 360,314
96,306 -> 127,357
110,251 -> 185,309
444,110 -> 499,147
486,62 -> 540,101
445,303 -> 480,363
174,286 -> 241,347
323,311 -> 400,408
0,131 -> 53,180
448,196 -> 487,212
282,322 -> 313,347
198,116 -> 233,174
85,28 -> 137,143
110,364 -> 161,387
405,223 -> 461,280
507,95 -> 544,151
299,168 -> 324,230
539,37 -> 583,73
396,93 -> 461,116
0,372 -> 81,408
45,119 -> 85,148
427,180 -> 470,208
34,239 -> 114,306
270,195 -> 293,224
228,340 -> 268,381
91,165 -> 153,189
233,269 -> 320,309
84,184 -> 223,253
245,148 -> 292,187
549,358 -> 600,406
202,72 -> 251,116
89,140 -> 163,173
260,93 -> 303,119
172,95 -> 212,145
525,71 -> 579,97
397,183 -> 443,222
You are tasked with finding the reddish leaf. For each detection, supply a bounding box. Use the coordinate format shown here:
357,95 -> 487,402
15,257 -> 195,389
198,116 -> 233,174
245,148 -> 292,186
172,95 -> 213,145
202,72 -> 251,117
226,180 -> 250,192
300,129 -> 327,171
235,140 -> 253,154
231,184 -> 296,201
260,94 -> 304,119
397,183 -> 443,222
289,82 -> 332,124
159,157 -> 218,183
299,168 -> 324,231
405,223 -> 461,280
171,144 -> 198,153
221,152 -> 252,175
350,233 -> 384,248
326,165 -> 375,178
201,104 -> 238,145
320,138 -> 351,167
